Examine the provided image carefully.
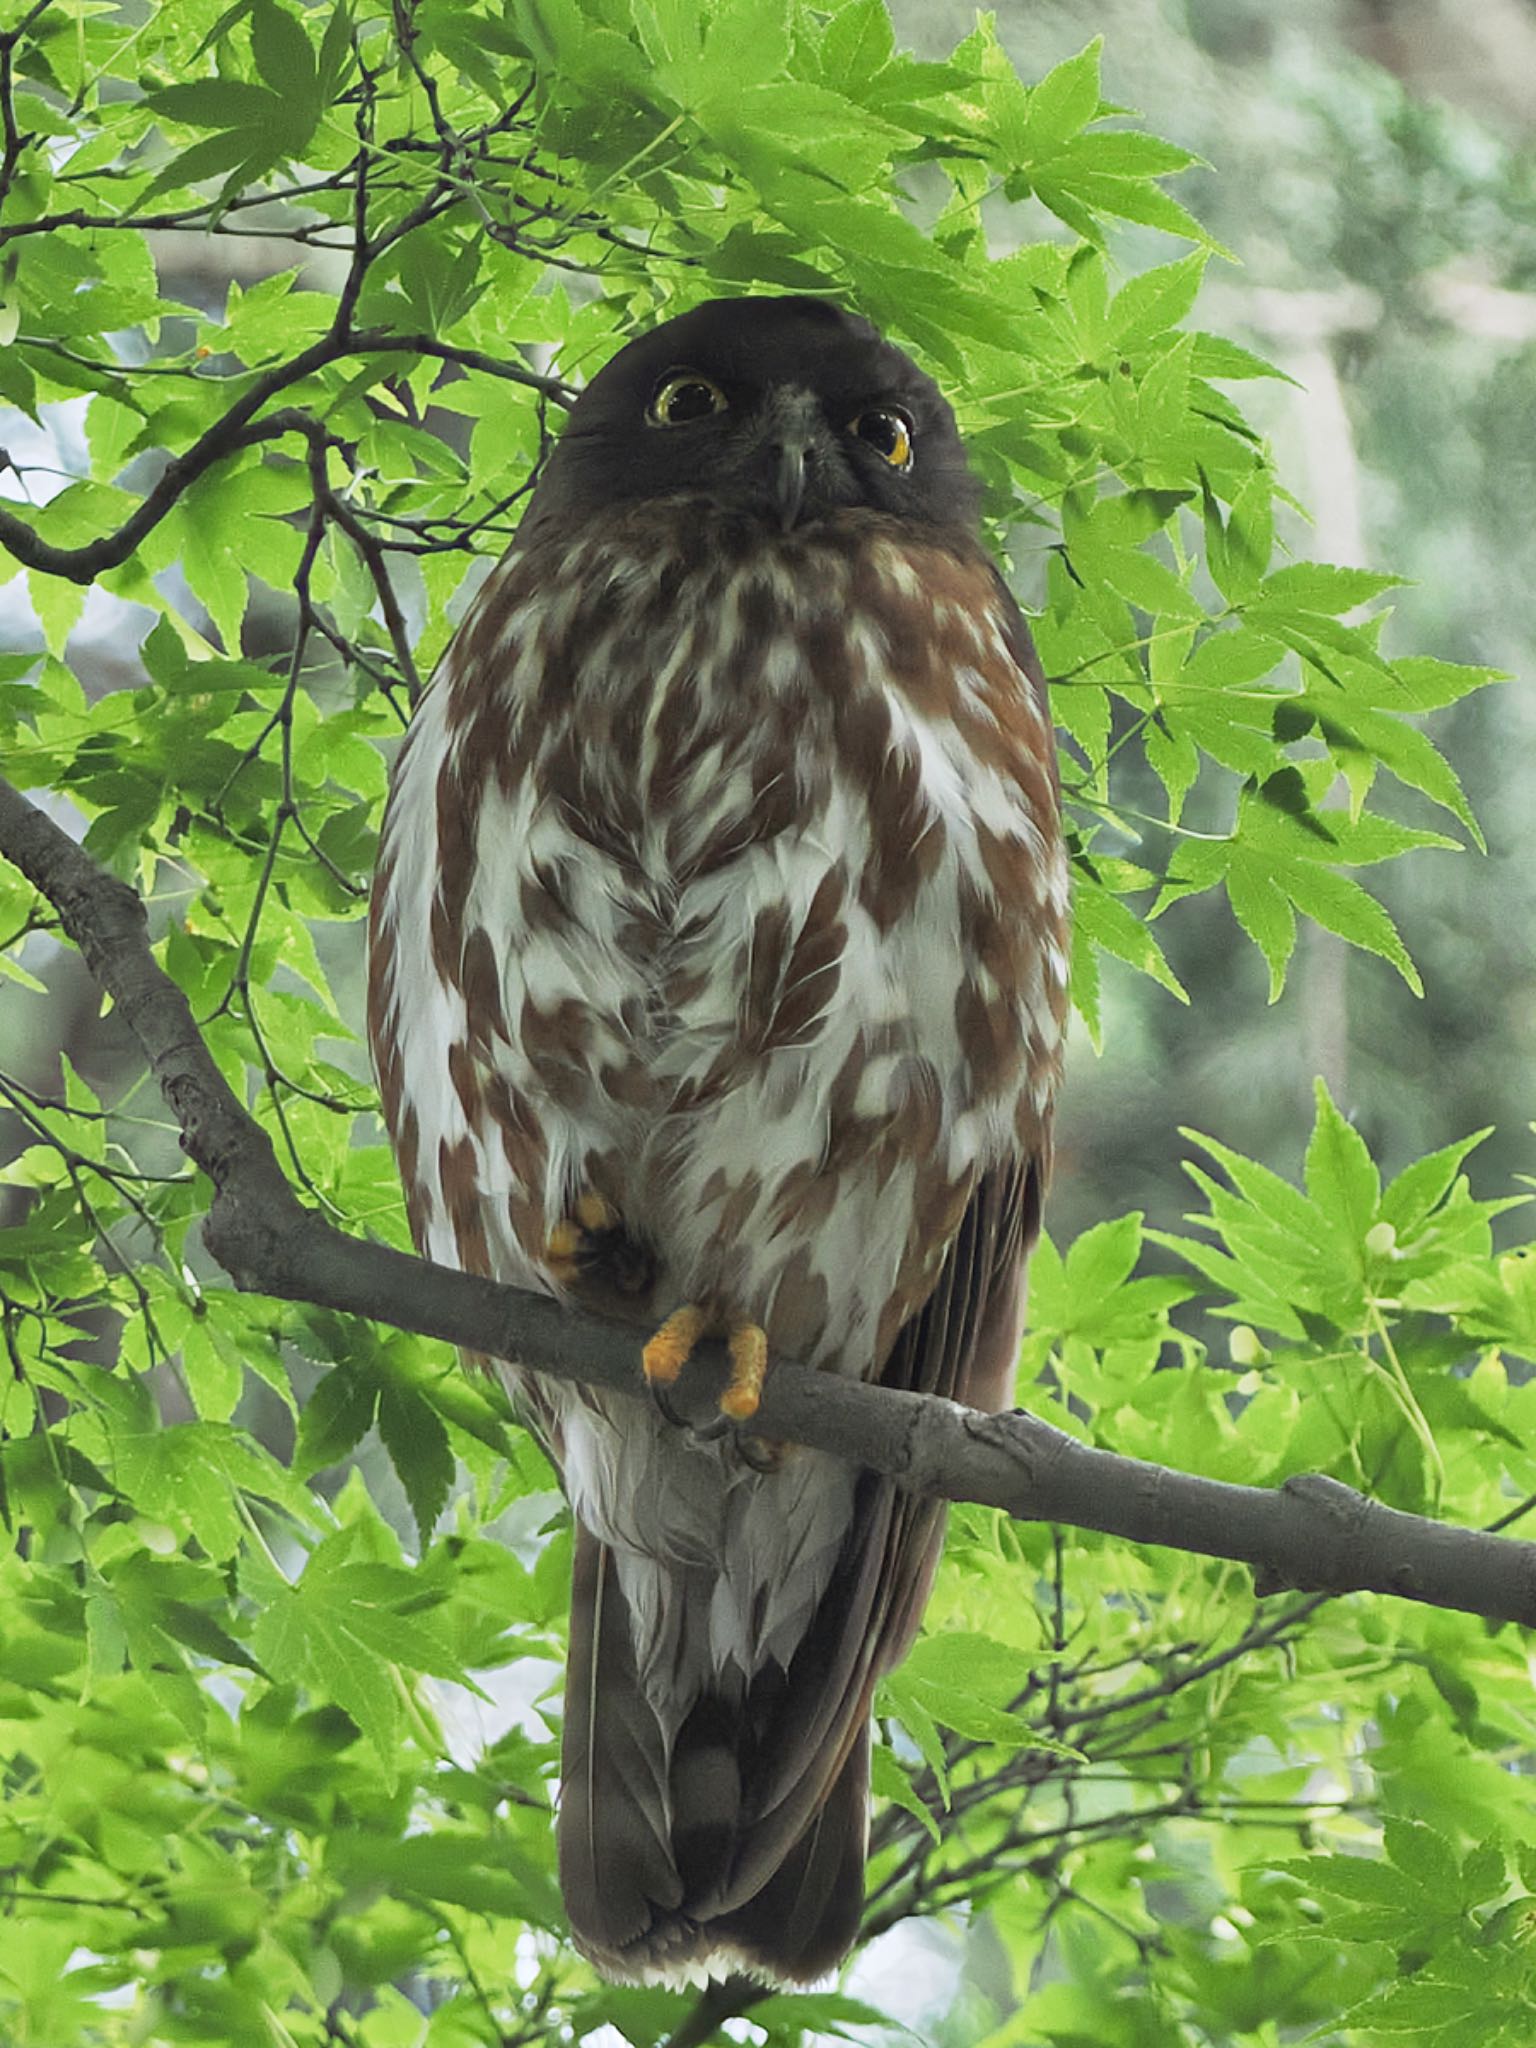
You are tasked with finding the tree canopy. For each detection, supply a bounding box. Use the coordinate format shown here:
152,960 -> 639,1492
0,2 -> 1531,2044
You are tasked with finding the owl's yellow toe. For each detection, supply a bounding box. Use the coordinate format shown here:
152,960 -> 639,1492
548,1193 -> 653,1298
720,1322 -> 769,1420
641,1308 -> 770,1420
575,1191 -> 619,1232
547,1219 -> 582,1262
642,1303 -> 709,1387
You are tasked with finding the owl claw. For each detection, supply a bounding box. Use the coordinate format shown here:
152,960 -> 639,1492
721,1322 -> 768,1421
545,1218 -> 583,1276
693,1323 -> 773,1449
642,1308 -> 770,1438
643,1304 -> 708,1431
547,1193 -> 654,1298
641,1303 -> 708,1387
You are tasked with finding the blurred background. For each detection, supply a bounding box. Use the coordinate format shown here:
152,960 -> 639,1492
919,0 -> 1536,1251
0,8 -> 1532,2040
3,0 -> 1534,1266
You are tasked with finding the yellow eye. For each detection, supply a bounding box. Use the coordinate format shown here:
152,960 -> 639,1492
849,408 -> 914,472
647,372 -> 729,426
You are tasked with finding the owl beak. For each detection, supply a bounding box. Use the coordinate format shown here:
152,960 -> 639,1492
763,387 -> 830,532
772,438 -> 812,531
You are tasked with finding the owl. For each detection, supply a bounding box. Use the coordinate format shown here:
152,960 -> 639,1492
367,295 -> 1069,1984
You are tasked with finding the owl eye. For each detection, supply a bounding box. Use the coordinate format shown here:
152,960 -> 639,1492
849,408 -> 914,472
648,372 -> 729,426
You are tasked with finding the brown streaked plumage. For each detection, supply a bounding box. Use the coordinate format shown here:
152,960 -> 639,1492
367,295 -> 1069,1984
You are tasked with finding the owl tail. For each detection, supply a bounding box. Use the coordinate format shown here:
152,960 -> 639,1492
704,1721 -> 870,1980
557,1506 -> 923,1984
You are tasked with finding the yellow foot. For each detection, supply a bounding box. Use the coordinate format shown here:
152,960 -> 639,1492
546,1194 -> 653,1296
721,1322 -> 769,1421
642,1304 -> 709,1388
641,1306 -> 770,1424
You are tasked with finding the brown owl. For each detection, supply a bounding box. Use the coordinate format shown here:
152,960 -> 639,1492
368,295 -> 1068,1984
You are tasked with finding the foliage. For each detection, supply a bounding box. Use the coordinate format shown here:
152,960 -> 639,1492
0,1 -> 1527,2044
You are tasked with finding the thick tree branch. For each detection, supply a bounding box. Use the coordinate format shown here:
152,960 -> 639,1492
3,770 -> 1536,1628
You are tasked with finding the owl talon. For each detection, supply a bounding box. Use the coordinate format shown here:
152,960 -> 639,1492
575,1191 -> 618,1233
691,1414 -> 782,1470
721,1322 -> 768,1422
691,1323 -> 771,1440
547,1193 -> 654,1297
644,1305 -> 711,1430
642,1303 -> 709,1388
641,1309 -> 772,1438
546,1218 -> 583,1276
649,1380 -> 692,1432
737,1431 -> 785,1472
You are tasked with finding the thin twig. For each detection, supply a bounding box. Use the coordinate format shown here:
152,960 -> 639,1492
0,340 -> 568,585
658,1974 -> 764,2048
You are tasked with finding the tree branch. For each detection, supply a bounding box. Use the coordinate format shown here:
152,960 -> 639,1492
0,331 -> 572,585
656,1975 -> 762,2048
3,771 -> 1536,1628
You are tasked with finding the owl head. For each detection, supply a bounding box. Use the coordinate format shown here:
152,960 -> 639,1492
526,295 -> 981,536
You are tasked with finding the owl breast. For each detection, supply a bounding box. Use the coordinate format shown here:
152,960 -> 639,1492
368,501 -> 1067,1677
